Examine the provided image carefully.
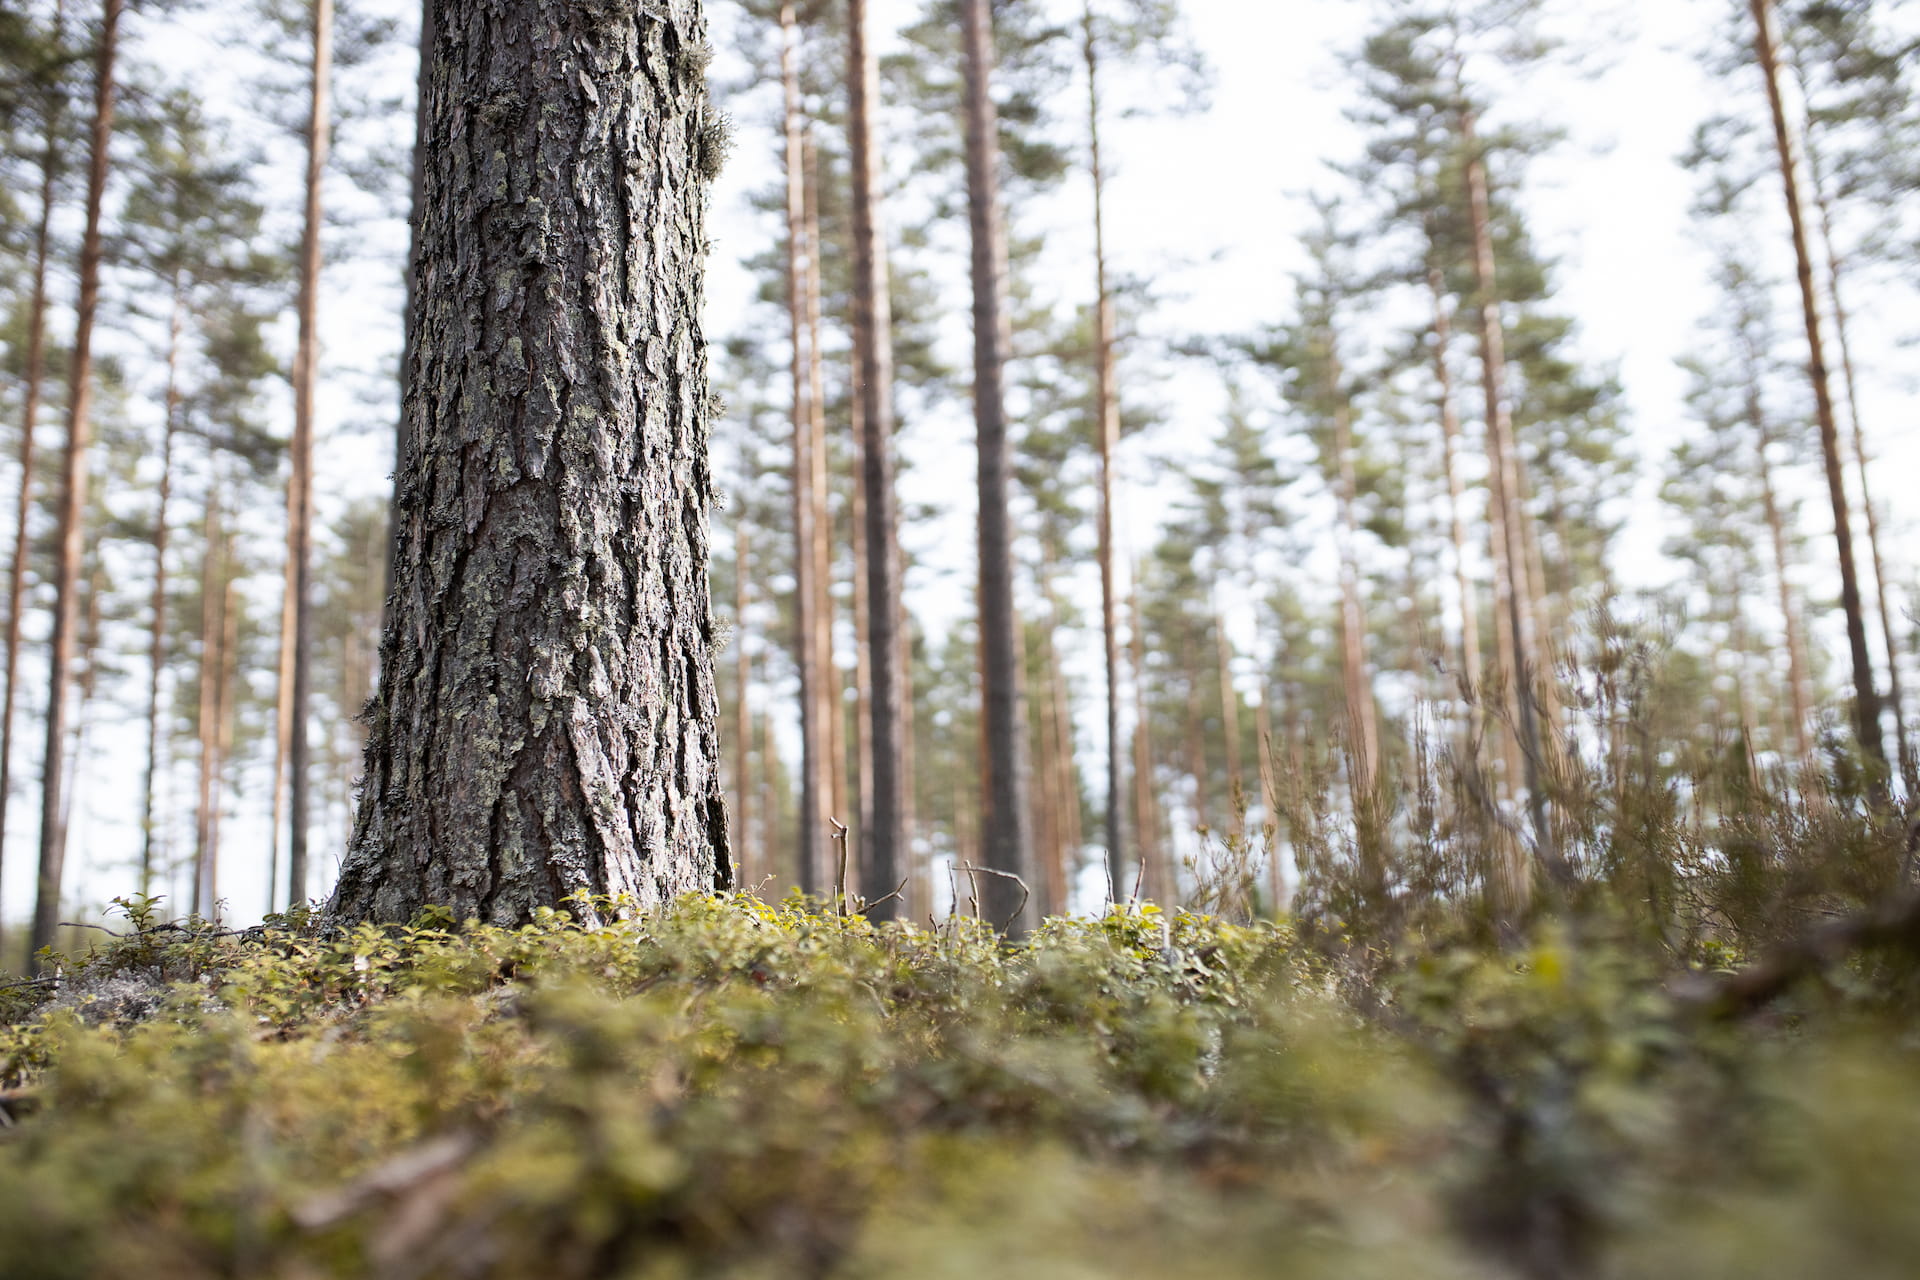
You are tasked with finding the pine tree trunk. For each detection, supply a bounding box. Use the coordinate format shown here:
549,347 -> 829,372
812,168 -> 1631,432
827,110 -> 874,860
57,570 -> 105,881
332,0 -> 731,925
1082,3 -> 1126,903
0,55 -> 63,957
1428,268 -> 1482,718
959,0 -> 1030,928
280,0 -> 333,908
390,0 -> 435,608
1327,351 -> 1380,802
1212,595 -> 1242,835
1752,408 -> 1816,767
31,0 -> 121,966
141,280 -> 184,900
1461,106 -> 1567,902
1128,567 -> 1161,906
733,517 -> 753,888
1805,162 -> 1909,783
781,5 -> 828,894
193,484 -> 223,919
1748,0 -> 1884,771
1791,50 -> 1909,785
846,0 -> 907,917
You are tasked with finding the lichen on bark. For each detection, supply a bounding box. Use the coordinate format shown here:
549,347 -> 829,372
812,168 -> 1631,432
333,0 -> 731,926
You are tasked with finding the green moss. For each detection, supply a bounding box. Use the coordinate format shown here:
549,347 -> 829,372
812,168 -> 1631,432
1,895 -> 1916,1278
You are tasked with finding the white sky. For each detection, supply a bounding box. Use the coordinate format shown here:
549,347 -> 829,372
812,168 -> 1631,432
10,0 -> 1917,937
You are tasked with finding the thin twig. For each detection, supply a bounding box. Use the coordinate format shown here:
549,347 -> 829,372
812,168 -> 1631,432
858,877 -> 910,915
956,861 -> 1030,933
829,817 -> 850,917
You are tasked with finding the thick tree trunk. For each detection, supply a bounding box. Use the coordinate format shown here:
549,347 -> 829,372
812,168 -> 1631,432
332,0 -> 731,925
31,0 -> 121,966
1461,106 -> 1567,904
846,0 -> 907,917
1748,0 -> 1883,771
780,6 -> 828,895
1082,3 -> 1126,903
390,0 -> 436,609
142,281 -> 184,899
0,58 -> 63,957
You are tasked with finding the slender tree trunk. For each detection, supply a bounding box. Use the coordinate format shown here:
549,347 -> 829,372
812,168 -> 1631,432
1030,617 -> 1062,916
846,0 -> 907,917
282,0 -> 333,908
807,233 -> 842,849
1461,105 -> 1566,904
825,112 -> 875,860
193,484 -> 223,919
733,517 -> 754,889
210,573 -> 239,921
1752,411 -> 1816,767
1805,166 -> 1909,783
1082,3 -> 1126,901
1128,566 -> 1161,906
958,0 -> 1029,927
141,280 -> 185,900
56,570 -> 105,894
31,0 -> 121,967
1181,630 -> 1205,894
1,51 -> 64,957
781,6 -> 827,894
1791,52 -> 1910,785
1748,0 -> 1883,770
1429,268 -> 1482,714
1212,594 -> 1243,834
332,0 -> 732,924
1327,353 -> 1380,801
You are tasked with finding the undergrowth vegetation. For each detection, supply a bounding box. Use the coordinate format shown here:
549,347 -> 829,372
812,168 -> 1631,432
4,884 -> 1920,1280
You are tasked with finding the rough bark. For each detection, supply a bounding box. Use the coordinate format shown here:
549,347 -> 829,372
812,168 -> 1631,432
1461,107 -> 1568,905
1748,0 -> 1883,771
31,0 -> 121,967
847,0 -> 907,917
1083,2 -> 1126,902
0,49 -> 63,956
390,0 -> 436,608
780,4 -> 828,894
331,0 -> 731,926
960,0 -> 1032,929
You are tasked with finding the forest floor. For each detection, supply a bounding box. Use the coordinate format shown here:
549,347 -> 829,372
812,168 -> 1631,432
1,891 -> 1917,1279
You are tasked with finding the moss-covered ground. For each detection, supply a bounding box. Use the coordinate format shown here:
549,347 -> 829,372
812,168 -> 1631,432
2,893 -> 1917,1279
